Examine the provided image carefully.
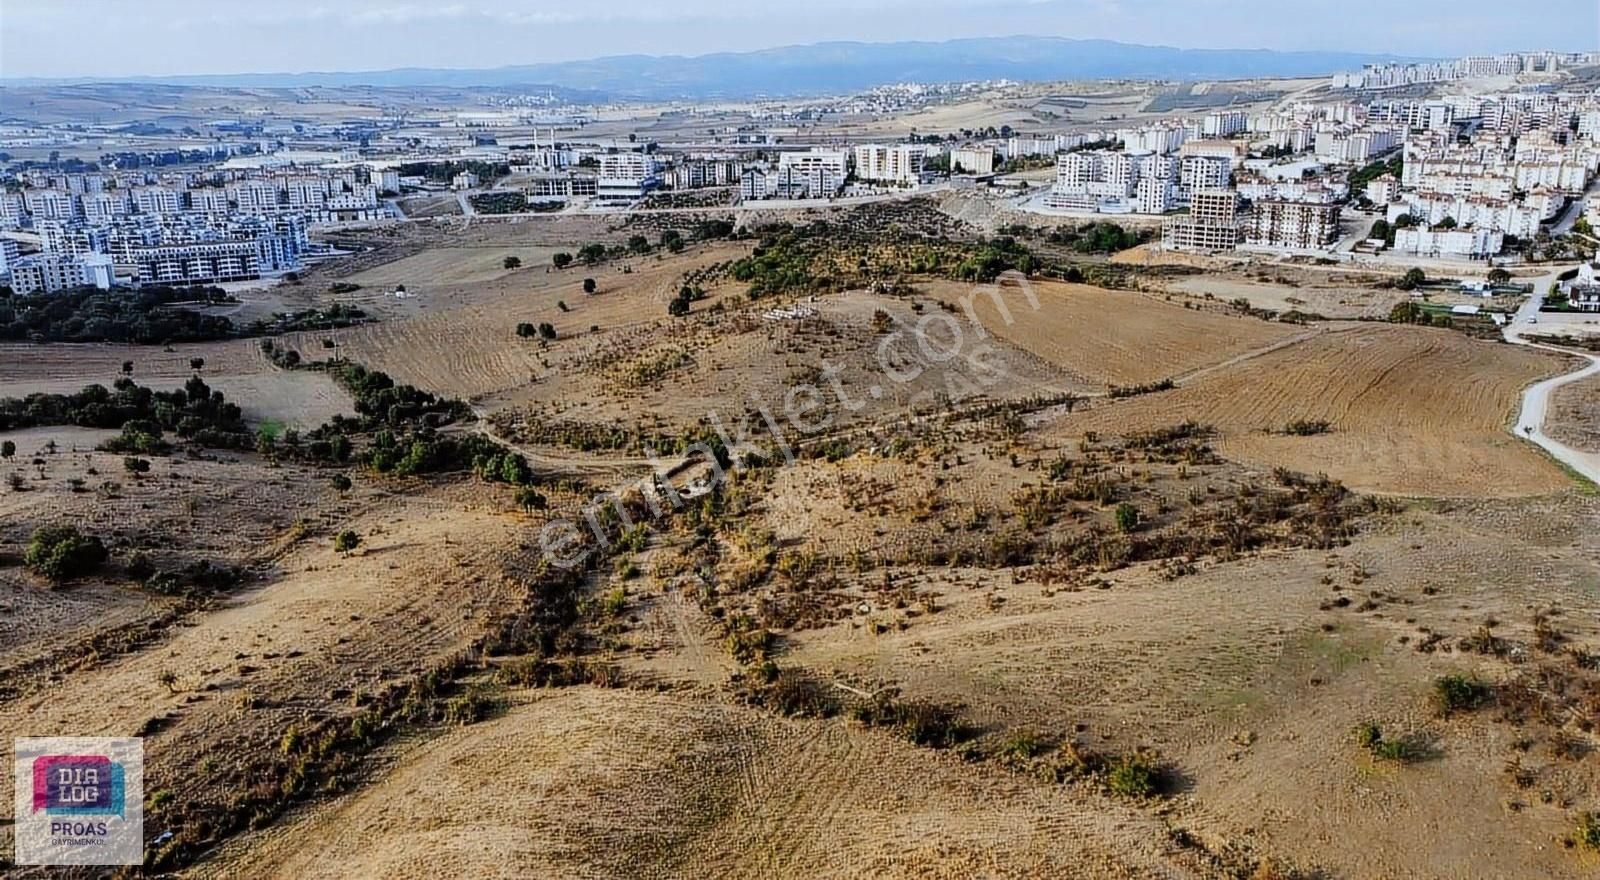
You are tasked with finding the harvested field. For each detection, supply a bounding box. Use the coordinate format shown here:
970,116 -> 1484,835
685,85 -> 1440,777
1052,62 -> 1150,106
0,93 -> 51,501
344,246 -> 565,288
1548,371 -> 1600,455
0,340 -> 352,430
1043,323 -> 1573,496
197,688 -> 1192,880
922,278 -> 1299,389
773,494 -> 1600,880
1165,274 -> 1407,319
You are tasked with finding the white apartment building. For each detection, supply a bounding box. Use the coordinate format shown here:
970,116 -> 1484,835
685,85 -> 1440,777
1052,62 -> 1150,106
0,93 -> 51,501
1180,156 -> 1231,191
24,189 -> 76,221
950,147 -> 995,176
0,238 -> 19,279
8,253 -> 91,294
853,144 -> 925,185
595,153 -> 660,203
1388,194 -> 1542,239
1392,226 -> 1503,259
373,169 -> 402,194
0,194 -> 26,229
81,192 -> 131,224
132,186 -> 182,216
1202,111 -> 1248,138
1133,177 -> 1175,214
188,188 -> 231,215
774,149 -> 849,199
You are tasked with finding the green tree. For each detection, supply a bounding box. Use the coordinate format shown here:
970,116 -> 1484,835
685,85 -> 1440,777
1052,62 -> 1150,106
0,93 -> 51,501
1,440 -> 14,459
25,526 -> 108,581
552,252 -> 573,269
123,456 -> 151,475
1114,502 -> 1140,533
330,473 -> 352,493
503,255 -> 522,269
583,278 -> 597,294
334,530 -> 361,554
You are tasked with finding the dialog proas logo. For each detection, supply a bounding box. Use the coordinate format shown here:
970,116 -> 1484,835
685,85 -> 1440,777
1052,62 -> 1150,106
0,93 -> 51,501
12,737 -> 143,866
33,754 -> 126,818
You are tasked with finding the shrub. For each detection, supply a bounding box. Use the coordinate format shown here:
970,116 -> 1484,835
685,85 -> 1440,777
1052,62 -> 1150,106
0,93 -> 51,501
763,669 -> 837,718
1354,721 -> 1426,763
851,698 -> 974,749
503,256 -> 521,269
1282,419 -> 1332,436
1574,812 -> 1600,851
1106,754 -> 1161,798
1114,502 -> 1140,533
1434,674 -> 1492,715
442,686 -> 502,726
25,526 -> 108,581
333,530 -> 361,554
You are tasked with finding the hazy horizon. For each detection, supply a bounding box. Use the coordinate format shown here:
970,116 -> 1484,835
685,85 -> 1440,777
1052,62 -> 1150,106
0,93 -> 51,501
1,0 -> 1595,81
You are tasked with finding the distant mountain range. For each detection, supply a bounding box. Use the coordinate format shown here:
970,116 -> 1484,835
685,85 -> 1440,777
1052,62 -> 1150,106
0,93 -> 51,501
4,36 -> 1422,99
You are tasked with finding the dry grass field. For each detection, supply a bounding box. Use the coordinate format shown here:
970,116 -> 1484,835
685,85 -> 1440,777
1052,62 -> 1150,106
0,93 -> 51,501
1549,372 -> 1600,454
4,205 -> 1600,880
922,278 -> 1300,388
1044,323 -> 1574,497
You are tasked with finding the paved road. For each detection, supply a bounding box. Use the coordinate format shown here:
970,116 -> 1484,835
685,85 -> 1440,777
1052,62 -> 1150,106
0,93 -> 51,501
1551,176 -> 1600,237
1501,263 -> 1600,486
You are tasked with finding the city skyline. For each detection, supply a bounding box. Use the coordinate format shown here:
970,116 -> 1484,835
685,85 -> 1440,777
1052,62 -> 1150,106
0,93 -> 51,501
2,0 -> 1596,81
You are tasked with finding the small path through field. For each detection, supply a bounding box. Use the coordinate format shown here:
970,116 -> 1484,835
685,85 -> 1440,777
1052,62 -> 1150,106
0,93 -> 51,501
1503,263 -> 1600,486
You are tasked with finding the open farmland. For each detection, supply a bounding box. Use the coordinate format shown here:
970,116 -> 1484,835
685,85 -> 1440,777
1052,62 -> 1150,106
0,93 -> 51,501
1044,323 -> 1574,497
922,278 -> 1299,389
3,200 -> 1599,880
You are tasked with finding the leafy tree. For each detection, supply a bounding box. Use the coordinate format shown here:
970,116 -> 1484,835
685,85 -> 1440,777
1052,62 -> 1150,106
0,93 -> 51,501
25,526 -> 108,581
122,456 -> 151,475
330,473 -> 352,493
660,230 -> 684,252
552,252 -> 573,269
189,358 -> 205,371
503,256 -> 522,269
627,234 -> 652,254
1,440 -> 13,459
1396,267 -> 1427,291
668,296 -> 690,317
577,243 -> 607,265
583,278 -> 597,294
537,323 -> 557,341
334,530 -> 361,554
1487,268 -> 1511,285
516,322 -> 536,338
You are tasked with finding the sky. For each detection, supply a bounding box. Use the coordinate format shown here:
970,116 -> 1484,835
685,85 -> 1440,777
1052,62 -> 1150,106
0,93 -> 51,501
1,0 -> 1596,80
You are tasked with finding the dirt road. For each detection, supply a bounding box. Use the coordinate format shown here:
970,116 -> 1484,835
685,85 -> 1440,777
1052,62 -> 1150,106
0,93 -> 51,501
1503,263 -> 1600,486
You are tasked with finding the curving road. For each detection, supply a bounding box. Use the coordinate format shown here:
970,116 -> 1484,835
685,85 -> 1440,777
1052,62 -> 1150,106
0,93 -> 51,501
1502,264 -> 1600,486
